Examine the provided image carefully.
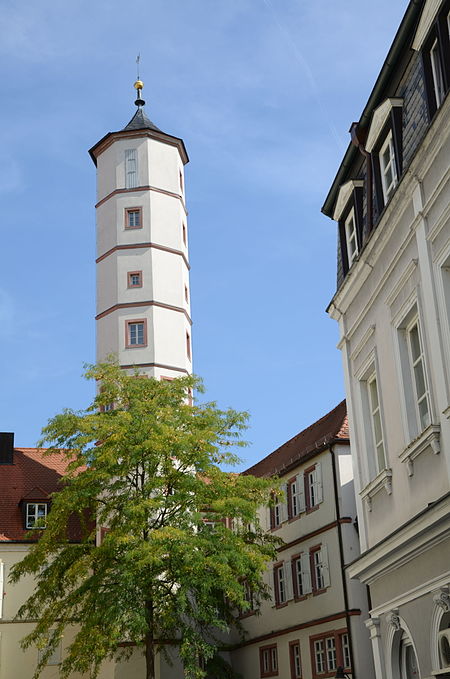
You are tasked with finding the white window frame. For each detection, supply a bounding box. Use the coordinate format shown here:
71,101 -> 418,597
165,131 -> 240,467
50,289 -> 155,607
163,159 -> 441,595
367,372 -> 386,475
341,633 -> 351,669
291,642 -> 302,679
430,38 -> 445,109
379,131 -> 398,203
314,640 -> 326,675
326,636 -> 337,672
406,316 -> 431,433
38,633 -> 62,666
125,149 -> 138,189
305,462 -> 323,510
344,209 -> 358,266
26,503 -> 48,529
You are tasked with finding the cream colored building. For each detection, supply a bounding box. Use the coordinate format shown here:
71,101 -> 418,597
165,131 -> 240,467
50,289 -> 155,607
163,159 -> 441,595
229,402 -> 373,679
323,1 -> 450,678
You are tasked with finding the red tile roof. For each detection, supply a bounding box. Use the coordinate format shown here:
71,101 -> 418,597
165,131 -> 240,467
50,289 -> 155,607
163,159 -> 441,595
244,400 -> 348,478
0,448 -> 77,542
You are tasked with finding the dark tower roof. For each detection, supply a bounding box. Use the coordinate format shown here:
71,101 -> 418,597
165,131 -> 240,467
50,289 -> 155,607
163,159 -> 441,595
123,107 -> 162,133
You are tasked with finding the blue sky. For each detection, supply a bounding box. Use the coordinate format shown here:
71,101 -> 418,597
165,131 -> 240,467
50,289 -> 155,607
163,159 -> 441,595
0,0 -> 408,468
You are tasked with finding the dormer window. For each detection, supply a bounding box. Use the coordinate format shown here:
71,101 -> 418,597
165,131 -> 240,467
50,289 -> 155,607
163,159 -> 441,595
333,179 -> 364,276
430,38 -> 445,108
26,502 -> 48,529
344,210 -> 359,266
379,131 -> 398,203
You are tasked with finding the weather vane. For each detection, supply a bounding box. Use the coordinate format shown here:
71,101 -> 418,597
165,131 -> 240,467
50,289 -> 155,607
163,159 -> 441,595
134,54 -> 145,107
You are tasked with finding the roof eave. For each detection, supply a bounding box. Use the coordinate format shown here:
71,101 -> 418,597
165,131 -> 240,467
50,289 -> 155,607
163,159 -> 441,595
89,128 -> 189,167
321,0 -> 424,218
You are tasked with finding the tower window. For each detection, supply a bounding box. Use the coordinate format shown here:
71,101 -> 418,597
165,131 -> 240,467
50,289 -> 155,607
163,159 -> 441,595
126,320 -> 147,348
127,271 -> 142,288
186,332 -> 191,361
125,207 -> 142,229
184,285 -> 189,303
182,223 -> 187,245
179,170 -> 184,193
125,148 -> 138,189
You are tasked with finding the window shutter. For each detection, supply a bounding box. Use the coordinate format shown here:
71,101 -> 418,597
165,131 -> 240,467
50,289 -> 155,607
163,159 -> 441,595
0,561 -> 3,618
267,506 -> 273,530
300,553 -> 312,594
321,544 -> 330,587
297,473 -> 306,512
284,562 -> 294,601
280,483 -> 288,523
315,462 -> 323,504
125,149 -> 137,189
271,569 -> 277,605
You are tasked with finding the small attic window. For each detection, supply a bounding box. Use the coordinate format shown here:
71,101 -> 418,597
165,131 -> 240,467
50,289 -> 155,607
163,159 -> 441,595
25,502 -> 48,529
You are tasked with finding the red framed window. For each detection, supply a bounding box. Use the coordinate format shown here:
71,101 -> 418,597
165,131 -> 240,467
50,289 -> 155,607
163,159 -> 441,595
125,319 -> 147,348
310,630 -> 350,679
127,271 -> 142,288
125,207 -> 142,229
304,462 -> 322,510
290,641 -> 302,679
260,644 -> 278,677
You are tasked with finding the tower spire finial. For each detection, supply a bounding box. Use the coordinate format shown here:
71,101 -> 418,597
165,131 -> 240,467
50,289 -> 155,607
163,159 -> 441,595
134,54 -> 145,107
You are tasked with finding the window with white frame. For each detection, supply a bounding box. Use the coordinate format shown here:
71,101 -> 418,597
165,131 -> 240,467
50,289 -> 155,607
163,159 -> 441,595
407,318 -> 431,431
125,149 -> 138,189
292,545 -> 329,598
126,320 -> 146,348
289,475 -> 305,518
38,633 -> 61,666
290,642 -> 302,679
311,631 -> 350,678
344,209 -> 358,266
367,372 -> 386,474
273,562 -> 293,606
26,503 -> 48,529
430,38 -> 445,108
379,131 -> 398,203
260,644 -> 278,677
293,553 -> 312,598
397,307 -> 432,440
305,463 -> 323,510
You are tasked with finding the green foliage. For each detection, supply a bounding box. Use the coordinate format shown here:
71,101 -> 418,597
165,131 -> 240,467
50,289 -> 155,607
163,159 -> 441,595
10,362 -> 278,679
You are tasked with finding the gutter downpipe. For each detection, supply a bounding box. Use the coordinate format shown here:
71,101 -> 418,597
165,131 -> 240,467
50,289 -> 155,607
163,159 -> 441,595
330,443 -> 356,678
350,123 -> 373,241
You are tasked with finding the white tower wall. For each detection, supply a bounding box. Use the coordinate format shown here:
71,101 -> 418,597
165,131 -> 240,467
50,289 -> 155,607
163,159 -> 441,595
91,102 -> 191,380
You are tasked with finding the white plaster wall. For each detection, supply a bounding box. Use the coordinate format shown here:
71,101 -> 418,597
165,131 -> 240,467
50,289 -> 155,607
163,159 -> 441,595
148,138 -> 183,195
149,191 -> 187,252
331,98 -> 450,550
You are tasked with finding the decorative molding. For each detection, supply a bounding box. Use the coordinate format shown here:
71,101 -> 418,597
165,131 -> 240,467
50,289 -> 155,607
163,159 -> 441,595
386,610 -> 401,631
399,425 -> 441,476
350,324 -> 376,363
360,468 -> 393,511
433,588 -> 450,612
412,0 -> 441,50
96,241 -> 190,270
95,183 -> 188,214
348,494 -> 450,586
365,616 -> 381,638
366,98 -> 403,153
96,300 -> 192,325
333,180 -> 364,221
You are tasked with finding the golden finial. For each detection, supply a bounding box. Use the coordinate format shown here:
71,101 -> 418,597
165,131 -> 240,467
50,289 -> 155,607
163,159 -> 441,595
134,55 -> 145,107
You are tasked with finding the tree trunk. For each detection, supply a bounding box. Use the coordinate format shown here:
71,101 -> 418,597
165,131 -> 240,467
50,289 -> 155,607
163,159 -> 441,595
145,599 -> 155,679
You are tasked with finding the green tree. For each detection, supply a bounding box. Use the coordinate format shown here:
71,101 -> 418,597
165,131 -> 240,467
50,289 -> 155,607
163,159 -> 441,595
10,363 -> 278,679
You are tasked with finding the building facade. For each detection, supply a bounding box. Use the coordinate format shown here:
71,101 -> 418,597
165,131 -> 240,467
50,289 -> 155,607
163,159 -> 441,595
229,402 -> 374,679
323,1 -> 450,678
0,433 -> 115,679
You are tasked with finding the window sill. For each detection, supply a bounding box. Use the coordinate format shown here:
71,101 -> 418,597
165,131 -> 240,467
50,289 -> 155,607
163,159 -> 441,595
306,504 -> 320,515
274,601 -> 289,609
312,587 -> 327,597
288,514 -> 301,524
399,424 -> 440,476
360,468 -> 393,511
